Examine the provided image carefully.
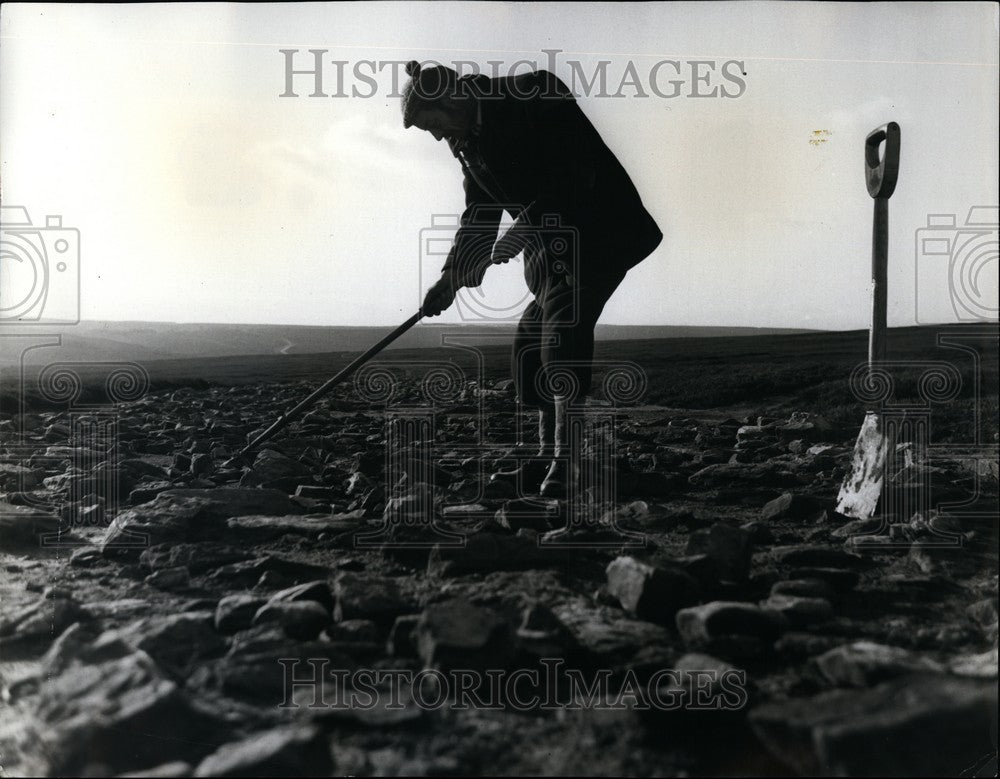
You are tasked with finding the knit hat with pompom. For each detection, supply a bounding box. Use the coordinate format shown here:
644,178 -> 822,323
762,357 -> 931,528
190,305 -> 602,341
401,60 -> 461,128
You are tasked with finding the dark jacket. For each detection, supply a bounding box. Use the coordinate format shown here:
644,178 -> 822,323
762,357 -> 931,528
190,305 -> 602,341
442,70 -> 663,287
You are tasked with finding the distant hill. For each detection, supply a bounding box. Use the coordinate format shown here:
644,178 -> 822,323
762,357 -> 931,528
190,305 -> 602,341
2,325 -> 994,436
0,321 -> 816,366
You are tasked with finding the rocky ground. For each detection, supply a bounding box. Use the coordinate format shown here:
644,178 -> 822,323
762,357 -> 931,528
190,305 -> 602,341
0,376 -> 997,777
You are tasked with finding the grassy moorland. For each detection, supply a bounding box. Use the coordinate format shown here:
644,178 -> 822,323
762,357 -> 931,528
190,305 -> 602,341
2,324 -> 996,444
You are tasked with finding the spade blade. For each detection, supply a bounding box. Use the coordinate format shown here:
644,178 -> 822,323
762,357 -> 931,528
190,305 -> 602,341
836,411 -> 894,519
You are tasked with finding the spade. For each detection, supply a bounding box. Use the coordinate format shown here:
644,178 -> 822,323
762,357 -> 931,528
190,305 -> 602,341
836,122 -> 901,518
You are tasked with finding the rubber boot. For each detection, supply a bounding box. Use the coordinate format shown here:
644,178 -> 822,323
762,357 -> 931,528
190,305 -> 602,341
489,405 -> 555,489
539,395 -> 580,499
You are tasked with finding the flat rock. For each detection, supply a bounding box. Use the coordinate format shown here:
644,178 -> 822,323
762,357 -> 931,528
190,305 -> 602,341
749,675 -> 997,776
144,565 -> 190,591
239,450 -> 314,491
413,598 -> 515,672
295,485 -> 337,500
33,649 -> 228,775
40,622 -> 129,677
761,492 -> 826,521
605,556 -> 701,624
949,648 -> 998,678
812,641 -> 946,687
552,599 -> 672,665
0,502 -> 63,549
689,462 -> 799,489
0,594 -> 86,643
770,578 -> 834,600
129,481 -> 174,505
216,626 -> 354,704
334,573 -> 416,625
676,601 -> 788,647
101,494 -> 219,559
761,594 -> 833,628
208,555 -> 329,588
80,598 -> 152,622
120,760 -> 193,777
69,546 -> 105,567
326,618 -> 380,644
140,542 -> 253,574
253,600 -> 330,641
773,632 -> 845,661
226,513 -> 360,540
786,566 -> 860,591
111,612 -> 226,676
215,594 -> 268,633
194,724 -> 333,777
441,502 -> 493,518
157,487 -> 303,518
269,580 -> 334,612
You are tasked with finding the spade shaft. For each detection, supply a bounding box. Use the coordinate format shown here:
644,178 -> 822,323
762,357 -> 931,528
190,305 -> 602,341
865,122 -> 899,368
224,309 -> 424,467
870,195 -> 889,365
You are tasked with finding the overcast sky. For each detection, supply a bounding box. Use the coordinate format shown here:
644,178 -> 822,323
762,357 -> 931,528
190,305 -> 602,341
1,2 -> 997,329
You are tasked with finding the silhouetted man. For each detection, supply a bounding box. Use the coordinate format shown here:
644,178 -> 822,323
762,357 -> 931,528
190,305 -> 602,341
402,60 -> 662,497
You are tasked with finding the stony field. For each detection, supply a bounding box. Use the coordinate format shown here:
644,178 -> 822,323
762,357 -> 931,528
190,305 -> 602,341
0,337 -> 997,776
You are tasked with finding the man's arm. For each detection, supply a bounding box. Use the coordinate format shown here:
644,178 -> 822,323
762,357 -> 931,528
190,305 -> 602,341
422,169 -> 504,317
441,173 -> 505,288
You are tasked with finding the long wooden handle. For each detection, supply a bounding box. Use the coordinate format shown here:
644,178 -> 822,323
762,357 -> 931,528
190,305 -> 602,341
224,309 -> 424,466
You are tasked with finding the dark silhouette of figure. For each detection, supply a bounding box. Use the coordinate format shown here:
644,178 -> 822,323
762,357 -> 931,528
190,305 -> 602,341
403,60 -> 661,496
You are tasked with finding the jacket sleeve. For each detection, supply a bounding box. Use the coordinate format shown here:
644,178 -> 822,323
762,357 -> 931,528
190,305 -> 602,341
440,171 -> 505,288
522,70 -> 601,227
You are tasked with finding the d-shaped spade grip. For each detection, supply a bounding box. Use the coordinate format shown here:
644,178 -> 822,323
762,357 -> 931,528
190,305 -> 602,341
865,122 -> 900,200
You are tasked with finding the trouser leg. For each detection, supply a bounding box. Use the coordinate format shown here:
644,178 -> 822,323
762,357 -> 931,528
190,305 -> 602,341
537,268 -> 627,404
511,299 -> 550,409
538,267 -> 627,498
491,300 -> 555,490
